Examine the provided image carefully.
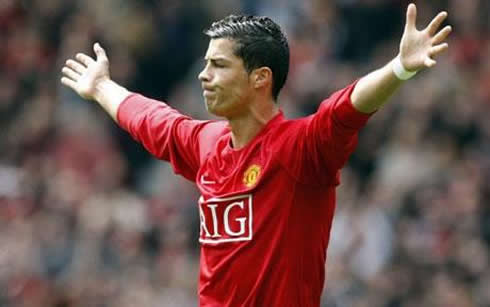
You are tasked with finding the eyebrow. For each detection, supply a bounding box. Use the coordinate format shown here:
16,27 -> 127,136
204,56 -> 230,62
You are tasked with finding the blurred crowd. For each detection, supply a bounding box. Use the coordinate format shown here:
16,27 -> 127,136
0,0 -> 489,306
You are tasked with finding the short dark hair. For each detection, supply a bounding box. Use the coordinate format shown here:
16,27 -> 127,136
204,15 -> 290,101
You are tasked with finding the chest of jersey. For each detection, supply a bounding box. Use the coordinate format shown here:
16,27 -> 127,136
195,135 -> 278,245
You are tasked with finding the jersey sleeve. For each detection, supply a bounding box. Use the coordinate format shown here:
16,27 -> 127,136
277,81 -> 372,186
116,94 -> 224,181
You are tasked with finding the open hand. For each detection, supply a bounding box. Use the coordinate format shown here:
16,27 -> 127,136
399,3 -> 452,71
61,43 -> 110,100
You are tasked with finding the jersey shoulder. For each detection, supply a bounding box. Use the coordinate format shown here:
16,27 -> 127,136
263,115 -> 341,186
263,115 -> 310,148
196,120 -> 230,162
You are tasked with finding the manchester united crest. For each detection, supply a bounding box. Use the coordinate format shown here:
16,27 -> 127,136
243,164 -> 261,188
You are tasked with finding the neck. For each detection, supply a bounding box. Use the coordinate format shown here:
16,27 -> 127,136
228,98 -> 279,149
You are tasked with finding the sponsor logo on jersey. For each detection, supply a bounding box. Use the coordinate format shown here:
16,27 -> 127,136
199,194 -> 253,244
243,164 -> 261,188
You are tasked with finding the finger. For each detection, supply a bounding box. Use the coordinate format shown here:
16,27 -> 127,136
76,53 -> 95,66
93,43 -> 108,62
432,25 -> 452,44
426,11 -> 448,36
61,77 -> 78,91
430,43 -> 449,58
424,57 -> 437,68
62,67 -> 80,81
66,59 -> 86,74
405,3 -> 417,31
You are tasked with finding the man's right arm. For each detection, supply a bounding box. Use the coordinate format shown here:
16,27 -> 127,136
61,43 -> 130,122
92,79 -> 130,122
60,44 -> 220,181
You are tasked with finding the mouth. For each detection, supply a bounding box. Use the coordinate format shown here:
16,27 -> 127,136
202,84 -> 215,91
203,88 -> 216,97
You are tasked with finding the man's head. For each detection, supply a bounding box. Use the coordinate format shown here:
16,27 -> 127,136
198,15 -> 289,117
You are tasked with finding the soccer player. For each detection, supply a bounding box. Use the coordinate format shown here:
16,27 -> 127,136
61,3 -> 451,306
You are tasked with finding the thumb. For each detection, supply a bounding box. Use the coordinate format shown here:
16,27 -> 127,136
94,42 -> 108,62
405,3 -> 417,31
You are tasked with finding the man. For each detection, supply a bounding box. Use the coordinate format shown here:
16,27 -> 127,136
61,3 -> 451,306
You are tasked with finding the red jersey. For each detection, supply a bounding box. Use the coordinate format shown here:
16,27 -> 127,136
117,82 -> 371,307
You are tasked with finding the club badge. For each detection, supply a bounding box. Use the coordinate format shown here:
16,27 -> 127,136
243,164 -> 261,188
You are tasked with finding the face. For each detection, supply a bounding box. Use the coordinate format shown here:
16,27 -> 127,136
198,38 -> 254,118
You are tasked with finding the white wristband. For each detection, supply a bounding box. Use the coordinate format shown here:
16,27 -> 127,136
393,56 -> 417,80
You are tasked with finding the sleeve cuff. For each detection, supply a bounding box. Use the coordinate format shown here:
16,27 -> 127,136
333,81 -> 374,129
116,93 -> 146,131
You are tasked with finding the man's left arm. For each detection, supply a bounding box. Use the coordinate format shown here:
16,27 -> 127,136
351,3 -> 452,113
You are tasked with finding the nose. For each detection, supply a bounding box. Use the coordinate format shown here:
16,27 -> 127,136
198,65 -> 211,83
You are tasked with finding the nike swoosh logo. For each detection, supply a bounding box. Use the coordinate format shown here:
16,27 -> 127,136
201,175 -> 216,185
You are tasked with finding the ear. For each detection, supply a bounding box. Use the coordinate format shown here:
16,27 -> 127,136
252,67 -> 273,90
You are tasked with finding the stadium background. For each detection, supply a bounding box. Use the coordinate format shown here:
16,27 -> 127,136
1,0 -> 489,306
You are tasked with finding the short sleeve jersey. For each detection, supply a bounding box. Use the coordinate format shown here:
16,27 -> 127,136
117,82 -> 371,307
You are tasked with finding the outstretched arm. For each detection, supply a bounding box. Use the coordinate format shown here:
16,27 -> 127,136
61,43 -> 209,180
351,3 -> 452,113
61,43 -> 131,122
